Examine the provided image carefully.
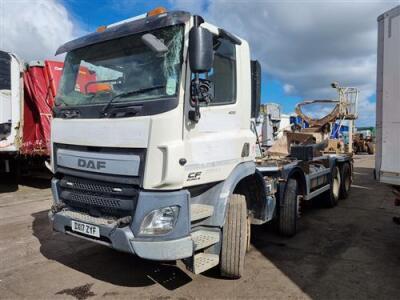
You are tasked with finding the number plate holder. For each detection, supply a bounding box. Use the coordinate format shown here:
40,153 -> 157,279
71,220 -> 100,238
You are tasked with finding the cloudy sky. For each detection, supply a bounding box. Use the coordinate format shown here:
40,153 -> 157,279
0,0 -> 398,126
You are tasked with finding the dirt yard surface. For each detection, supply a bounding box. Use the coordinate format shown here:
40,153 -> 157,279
0,155 -> 399,299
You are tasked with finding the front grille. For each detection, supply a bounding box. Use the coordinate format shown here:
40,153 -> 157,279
58,175 -> 138,217
61,176 -> 138,196
66,177 -> 116,194
63,191 -> 123,209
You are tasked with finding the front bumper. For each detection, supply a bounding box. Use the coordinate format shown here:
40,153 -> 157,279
49,178 -> 193,261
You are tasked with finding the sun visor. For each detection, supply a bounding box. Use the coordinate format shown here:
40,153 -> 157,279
55,11 -> 190,55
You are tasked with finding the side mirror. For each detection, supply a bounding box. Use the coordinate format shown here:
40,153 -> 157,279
189,26 -> 214,73
188,17 -> 214,123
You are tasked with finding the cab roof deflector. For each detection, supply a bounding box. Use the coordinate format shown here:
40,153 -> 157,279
55,11 -> 190,55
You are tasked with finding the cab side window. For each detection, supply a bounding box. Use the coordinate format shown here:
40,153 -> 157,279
208,39 -> 237,104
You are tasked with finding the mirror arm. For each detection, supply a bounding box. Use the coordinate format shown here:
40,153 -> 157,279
188,15 -> 214,123
189,73 -> 201,123
193,15 -> 204,28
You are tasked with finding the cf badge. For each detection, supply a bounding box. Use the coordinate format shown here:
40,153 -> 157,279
187,172 -> 201,181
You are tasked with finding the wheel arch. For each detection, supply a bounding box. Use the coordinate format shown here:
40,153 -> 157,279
285,167 -> 307,197
233,169 -> 273,224
190,161 -> 256,227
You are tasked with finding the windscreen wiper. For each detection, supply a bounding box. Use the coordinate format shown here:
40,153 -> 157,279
55,96 -> 69,107
101,85 -> 165,117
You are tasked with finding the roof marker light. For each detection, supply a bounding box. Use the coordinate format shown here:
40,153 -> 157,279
96,25 -> 107,33
147,7 -> 167,17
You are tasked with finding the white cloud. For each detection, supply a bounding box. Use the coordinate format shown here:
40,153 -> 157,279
283,83 -> 295,94
171,0 -> 398,126
0,0 -> 80,62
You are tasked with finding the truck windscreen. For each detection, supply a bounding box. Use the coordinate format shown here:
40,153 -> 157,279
56,25 -> 184,108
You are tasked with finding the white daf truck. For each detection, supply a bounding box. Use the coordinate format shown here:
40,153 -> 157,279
49,8 -> 353,278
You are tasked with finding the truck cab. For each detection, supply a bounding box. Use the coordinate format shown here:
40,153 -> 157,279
49,8 -> 353,279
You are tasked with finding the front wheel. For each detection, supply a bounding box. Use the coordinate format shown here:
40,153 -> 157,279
220,194 -> 248,279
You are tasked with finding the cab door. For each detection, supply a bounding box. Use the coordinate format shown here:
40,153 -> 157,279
183,37 -> 253,186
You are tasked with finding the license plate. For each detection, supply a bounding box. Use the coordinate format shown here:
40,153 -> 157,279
71,220 -> 100,238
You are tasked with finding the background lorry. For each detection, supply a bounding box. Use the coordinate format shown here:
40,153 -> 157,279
256,103 -> 286,148
353,131 -> 374,155
0,51 -> 60,178
0,51 -> 97,180
376,5 -> 400,207
48,8 -> 354,279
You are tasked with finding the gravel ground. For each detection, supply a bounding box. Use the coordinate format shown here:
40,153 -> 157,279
0,155 -> 399,299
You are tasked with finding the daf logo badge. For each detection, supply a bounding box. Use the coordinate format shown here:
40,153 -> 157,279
78,158 -> 106,170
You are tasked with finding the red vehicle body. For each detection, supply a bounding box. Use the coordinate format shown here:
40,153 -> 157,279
21,61 -> 61,156
0,53 -> 97,177
21,61 -> 97,156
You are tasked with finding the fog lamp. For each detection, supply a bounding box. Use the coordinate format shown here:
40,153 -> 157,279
139,206 -> 179,235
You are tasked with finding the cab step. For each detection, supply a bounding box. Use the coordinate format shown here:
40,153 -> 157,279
187,253 -> 219,274
191,230 -> 220,251
191,204 -> 214,222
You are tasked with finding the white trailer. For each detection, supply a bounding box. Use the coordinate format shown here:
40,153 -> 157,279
376,6 -> 400,186
0,51 -> 24,176
0,51 -> 23,156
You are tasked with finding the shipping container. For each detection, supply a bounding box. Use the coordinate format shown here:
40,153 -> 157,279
376,6 -> 400,186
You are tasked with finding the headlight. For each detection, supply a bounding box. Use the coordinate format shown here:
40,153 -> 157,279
139,206 -> 179,235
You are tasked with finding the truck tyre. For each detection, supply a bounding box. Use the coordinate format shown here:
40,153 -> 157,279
339,163 -> 351,199
4,159 -> 21,184
220,194 -> 248,279
324,166 -> 341,207
279,179 -> 298,237
246,217 -> 251,252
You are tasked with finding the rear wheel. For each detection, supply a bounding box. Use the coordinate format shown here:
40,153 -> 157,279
324,166 -> 341,207
339,163 -> 351,199
3,159 -> 21,184
279,179 -> 299,237
220,194 -> 248,279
